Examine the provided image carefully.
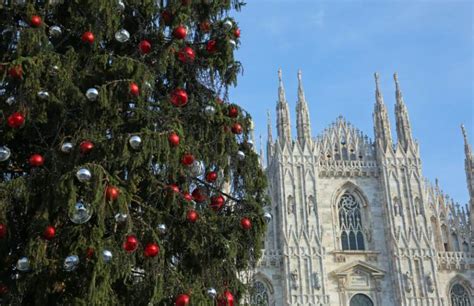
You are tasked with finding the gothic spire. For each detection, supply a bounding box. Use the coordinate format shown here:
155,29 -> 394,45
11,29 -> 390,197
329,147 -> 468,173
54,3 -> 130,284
461,124 -> 472,158
276,68 -> 292,144
266,110 -> 273,160
296,69 -> 312,145
394,73 -> 414,151
373,72 -> 393,152
461,124 -> 474,227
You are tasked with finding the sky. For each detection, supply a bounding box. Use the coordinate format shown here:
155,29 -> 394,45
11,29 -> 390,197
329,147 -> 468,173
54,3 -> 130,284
229,0 -> 473,204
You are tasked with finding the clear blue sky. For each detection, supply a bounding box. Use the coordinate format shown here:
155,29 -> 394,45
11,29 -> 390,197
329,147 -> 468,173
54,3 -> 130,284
229,0 -> 473,204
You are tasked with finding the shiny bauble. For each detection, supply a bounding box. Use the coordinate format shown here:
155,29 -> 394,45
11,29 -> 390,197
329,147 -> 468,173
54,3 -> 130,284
79,140 -> 94,154
210,195 -> 225,211
173,26 -> 187,39
181,153 -> 195,166
175,294 -> 190,306
43,225 -> 56,240
206,171 -> 218,182
102,250 -> 113,263
8,66 -> 23,79
69,200 -> 92,224
63,255 -> 79,271
229,39 -> 237,48
168,132 -> 180,147
236,150 -> 245,161
76,168 -> 92,182
129,135 -> 142,150
123,235 -> 138,252
207,287 -> 217,299
240,217 -> 252,230
37,91 -> 50,100
117,0 -> 125,11
0,146 -> 11,162
61,142 -> 74,153
105,186 -> 120,201
217,290 -> 234,306
16,257 -> 30,272
81,31 -> 95,44
49,25 -> 62,37
182,192 -> 193,202
247,139 -> 254,149
157,224 -> 167,234
191,188 -> 207,203
129,82 -> 139,96
6,96 -> 16,105
189,160 -> 204,176
115,29 -> 130,43
0,224 -> 6,239
7,112 -> 25,128
264,212 -> 273,223
206,40 -> 217,53
29,154 -> 44,167
85,88 -> 99,101
139,39 -> 152,54
50,65 -> 60,76
177,46 -> 195,63
223,20 -> 233,30
170,88 -> 188,107
168,184 -> 180,194
228,106 -> 239,118
186,210 -> 199,223
115,213 -> 128,223
144,242 -> 159,257
204,105 -> 216,115
234,28 -> 241,38
30,15 -> 42,27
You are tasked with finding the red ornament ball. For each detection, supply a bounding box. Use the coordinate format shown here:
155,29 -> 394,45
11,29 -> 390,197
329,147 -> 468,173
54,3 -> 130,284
175,294 -> 190,306
206,40 -> 217,53
86,247 -> 95,259
139,40 -> 152,54
168,184 -> 180,194
177,46 -> 195,63
240,217 -> 252,230
192,188 -> 207,203
234,28 -> 241,38
123,235 -> 138,252
8,66 -> 23,79
181,153 -> 195,166
217,290 -> 234,306
81,31 -> 95,44
161,10 -> 173,26
182,192 -> 193,202
186,210 -> 199,223
29,154 -> 44,167
105,186 -> 120,201
206,171 -> 218,182
210,195 -> 225,211
79,140 -> 94,154
173,26 -> 187,39
30,15 -> 42,27
43,225 -> 56,240
7,112 -> 25,128
168,132 -> 180,147
170,88 -> 188,107
129,82 -> 140,96
228,106 -> 239,118
144,242 -> 159,257
0,224 -> 6,239
231,123 -> 243,134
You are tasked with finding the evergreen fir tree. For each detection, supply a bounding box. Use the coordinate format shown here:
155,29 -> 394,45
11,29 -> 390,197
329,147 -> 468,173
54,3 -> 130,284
0,0 -> 267,304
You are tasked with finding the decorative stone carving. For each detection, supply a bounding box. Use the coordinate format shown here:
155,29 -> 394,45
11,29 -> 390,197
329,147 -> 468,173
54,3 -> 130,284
312,272 -> 321,290
426,273 -> 435,293
404,271 -> 413,293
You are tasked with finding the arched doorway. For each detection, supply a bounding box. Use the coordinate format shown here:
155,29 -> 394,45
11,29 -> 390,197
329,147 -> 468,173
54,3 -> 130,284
350,293 -> 374,306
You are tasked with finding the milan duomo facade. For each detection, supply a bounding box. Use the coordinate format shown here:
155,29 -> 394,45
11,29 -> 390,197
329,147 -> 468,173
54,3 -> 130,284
250,70 -> 473,306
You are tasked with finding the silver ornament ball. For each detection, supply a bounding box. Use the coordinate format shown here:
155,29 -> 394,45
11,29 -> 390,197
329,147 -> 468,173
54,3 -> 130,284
0,146 -> 11,162
102,250 -> 113,263
61,142 -> 74,153
189,160 -> 205,177
247,139 -> 254,148
229,39 -> 237,48
85,88 -> 99,101
64,255 -> 79,271
204,105 -> 216,115
76,168 -> 92,182
49,25 -> 62,37
223,20 -> 233,30
117,0 -> 126,11
263,212 -> 272,223
129,135 -> 142,150
37,91 -> 50,100
237,150 -> 245,161
115,213 -> 128,223
207,287 -> 217,299
6,96 -> 16,105
50,65 -> 60,76
157,224 -> 167,234
16,257 -> 30,272
69,200 -> 92,224
115,29 -> 130,43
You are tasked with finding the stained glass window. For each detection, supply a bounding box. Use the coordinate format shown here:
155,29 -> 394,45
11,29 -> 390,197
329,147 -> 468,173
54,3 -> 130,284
251,281 -> 269,306
451,284 -> 471,306
350,294 -> 373,306
339,193 -> 365,250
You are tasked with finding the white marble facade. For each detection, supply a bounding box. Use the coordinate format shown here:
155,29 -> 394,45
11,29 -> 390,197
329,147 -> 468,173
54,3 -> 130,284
250,70 -> 473,306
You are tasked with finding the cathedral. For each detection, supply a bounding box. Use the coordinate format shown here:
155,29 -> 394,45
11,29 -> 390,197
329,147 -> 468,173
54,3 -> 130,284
250,70 -> 473,306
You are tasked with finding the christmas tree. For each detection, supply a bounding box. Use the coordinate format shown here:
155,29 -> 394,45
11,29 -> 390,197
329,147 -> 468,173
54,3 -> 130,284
0,0 -> 268,304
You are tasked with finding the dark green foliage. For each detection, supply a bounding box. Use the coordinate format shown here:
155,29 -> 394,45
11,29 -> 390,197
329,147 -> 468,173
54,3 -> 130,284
0,0 -> 267,304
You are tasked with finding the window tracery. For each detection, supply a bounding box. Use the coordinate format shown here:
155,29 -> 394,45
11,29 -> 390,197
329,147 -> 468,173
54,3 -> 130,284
338,193 -> 365,250
450,283 -> 471,306
250,281 -> 270,306
350,293 -> 374,306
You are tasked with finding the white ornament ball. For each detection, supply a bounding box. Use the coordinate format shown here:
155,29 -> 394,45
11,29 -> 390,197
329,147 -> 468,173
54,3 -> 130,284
102,250 -> 113,263
223,20 -> 233,30
37,91 -> 50,100
64,255 -> 79,271
76,168 -> 92,182
49,25 -> 62,37
263,212 -> 272,223
207,287 -> 217,299
229,39 -> 237,48
115,29 -> 130,43
129,135 -> 142,150
237,150 -> 245,161
204,105 -> 216,115
6,96 -> 16,105
85,88 -> 99,101
117,0 -> 126,11
16,257 -> 30,272
0,146 -> 11,162
61,142 -> 74,153
115,213 -> 128,223
157,224 -> 167,234
69,200 -> 92,224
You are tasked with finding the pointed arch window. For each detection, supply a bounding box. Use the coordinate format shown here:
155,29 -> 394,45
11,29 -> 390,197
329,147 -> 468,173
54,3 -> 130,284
450,284 -> 471,306
339,193 -> 365,250
250,281 -> 269,306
